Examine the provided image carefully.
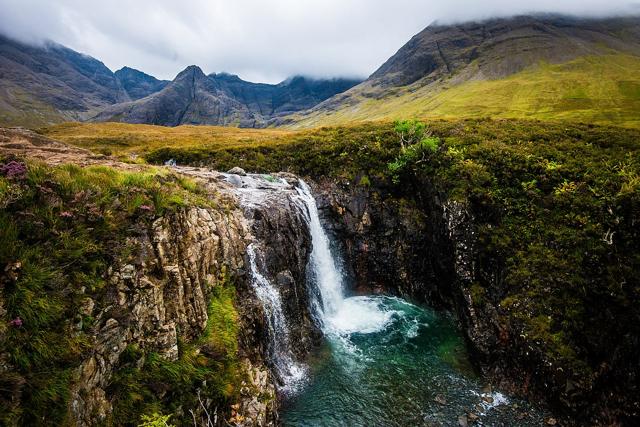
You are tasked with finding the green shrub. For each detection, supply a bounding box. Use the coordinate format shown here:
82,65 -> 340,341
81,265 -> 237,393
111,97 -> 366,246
138,413 -> 175,427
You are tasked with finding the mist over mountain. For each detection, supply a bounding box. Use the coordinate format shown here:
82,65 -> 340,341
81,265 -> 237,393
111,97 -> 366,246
0,34 -> 361,127
1,0 -> 638,83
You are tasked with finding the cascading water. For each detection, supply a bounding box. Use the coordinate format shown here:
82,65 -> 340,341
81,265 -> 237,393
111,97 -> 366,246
222,172 -> 547,424
221,172 -> 310,393
294,181 -> 398,338
294,181 -> 345,324
246,243 -> 306,393
283,180 -> 549,426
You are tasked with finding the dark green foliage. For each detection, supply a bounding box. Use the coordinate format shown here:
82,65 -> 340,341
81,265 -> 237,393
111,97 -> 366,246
388,121 -> 441,183
397,120 -> 640,390
144,123 -> 401,184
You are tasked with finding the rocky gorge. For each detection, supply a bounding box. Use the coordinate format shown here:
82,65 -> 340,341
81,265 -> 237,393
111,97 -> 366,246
2,120 -> 640,426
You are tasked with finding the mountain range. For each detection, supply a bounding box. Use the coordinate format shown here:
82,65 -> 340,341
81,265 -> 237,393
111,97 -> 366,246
92,67 -> 361,127
0,35 -> 360,127
1,14 -> 639,128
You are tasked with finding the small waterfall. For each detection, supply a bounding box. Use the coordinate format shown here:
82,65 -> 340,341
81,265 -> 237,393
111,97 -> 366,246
294,181 -> 345,326
295,180 -> 398,340
246,243 -> 306,392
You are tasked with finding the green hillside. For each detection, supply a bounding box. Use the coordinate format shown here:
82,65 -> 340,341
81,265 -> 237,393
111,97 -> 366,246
289,55 -> 640,129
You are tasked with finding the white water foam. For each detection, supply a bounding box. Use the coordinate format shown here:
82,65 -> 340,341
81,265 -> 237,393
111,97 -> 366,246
469,389 -> 511,415
293,180 -> 401,349
326,296 -> 395,335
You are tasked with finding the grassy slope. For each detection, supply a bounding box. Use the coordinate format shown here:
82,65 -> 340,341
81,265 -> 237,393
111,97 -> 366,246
0,159 -> 240,425
40,122 -> 293,159
289,54 -> 640,129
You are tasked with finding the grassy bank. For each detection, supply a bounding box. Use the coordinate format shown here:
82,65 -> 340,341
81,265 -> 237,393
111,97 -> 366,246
0,158 -> 240,425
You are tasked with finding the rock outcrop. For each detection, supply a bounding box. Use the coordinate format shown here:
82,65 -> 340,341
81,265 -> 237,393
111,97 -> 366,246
71,206 -> 251,424
0,130 -> 320,426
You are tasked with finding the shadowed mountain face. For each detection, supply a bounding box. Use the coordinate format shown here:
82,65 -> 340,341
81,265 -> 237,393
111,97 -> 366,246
0,35 -> 130,126
114,67 -> 169,100
92,68 -> 361,127
287,15 -> 640,128
0,35 -> 361,128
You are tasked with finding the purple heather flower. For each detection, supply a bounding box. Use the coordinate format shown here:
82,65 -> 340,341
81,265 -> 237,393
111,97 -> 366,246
139,204 -> 154,211
9,317 -> 23,327
60,211 -> 74,218
0,161 -> 27,179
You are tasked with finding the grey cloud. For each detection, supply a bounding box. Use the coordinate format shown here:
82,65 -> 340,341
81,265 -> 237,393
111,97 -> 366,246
0,0 -> 638,83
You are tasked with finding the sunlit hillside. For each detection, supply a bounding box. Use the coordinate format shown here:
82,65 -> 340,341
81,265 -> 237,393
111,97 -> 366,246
288,55 -> 640,129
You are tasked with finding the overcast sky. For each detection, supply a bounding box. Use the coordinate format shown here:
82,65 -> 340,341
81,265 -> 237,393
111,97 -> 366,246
0,0 -> 639,83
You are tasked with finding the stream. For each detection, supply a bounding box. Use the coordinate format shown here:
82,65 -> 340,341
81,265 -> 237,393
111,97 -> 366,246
227,173 -> 547,426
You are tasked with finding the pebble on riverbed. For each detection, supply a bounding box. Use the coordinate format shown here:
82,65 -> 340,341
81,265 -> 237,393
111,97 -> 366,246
481,395 -> 494,404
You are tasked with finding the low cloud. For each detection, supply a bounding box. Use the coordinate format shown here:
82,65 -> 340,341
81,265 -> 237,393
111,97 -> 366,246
0,0 -> 638,83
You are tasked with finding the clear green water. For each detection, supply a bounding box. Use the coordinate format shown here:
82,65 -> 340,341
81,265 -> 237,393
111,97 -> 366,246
281,296 -> 546,426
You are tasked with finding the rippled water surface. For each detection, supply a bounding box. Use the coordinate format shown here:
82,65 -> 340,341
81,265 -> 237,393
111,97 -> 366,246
281,295 -> 546,426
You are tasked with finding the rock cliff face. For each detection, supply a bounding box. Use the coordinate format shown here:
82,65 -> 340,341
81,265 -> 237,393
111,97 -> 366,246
71,206 -> 252,424
310,176 -> 612,425
70,169 -> 319,425
177,168 -> 319,369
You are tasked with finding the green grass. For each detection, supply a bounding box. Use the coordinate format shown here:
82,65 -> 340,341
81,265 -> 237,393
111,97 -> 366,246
0,157 -> 234,425
288,54 -> 640,129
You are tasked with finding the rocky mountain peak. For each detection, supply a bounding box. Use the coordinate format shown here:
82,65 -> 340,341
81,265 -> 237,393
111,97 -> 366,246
368,14 -> 640,88
175,64 -> 206,80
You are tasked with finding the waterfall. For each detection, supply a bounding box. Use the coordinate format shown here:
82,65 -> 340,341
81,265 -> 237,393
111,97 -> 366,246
246,243 -> 306,392
294,180 -> 397,339
232,173 -> 392,394
294,181 -> 345,324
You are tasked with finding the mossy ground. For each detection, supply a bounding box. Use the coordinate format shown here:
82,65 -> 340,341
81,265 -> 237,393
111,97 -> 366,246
0,157 -> 238,425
